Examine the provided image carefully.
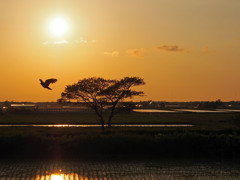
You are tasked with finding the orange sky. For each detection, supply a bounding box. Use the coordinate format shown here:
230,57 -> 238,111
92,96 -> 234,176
1,0 -> 240,102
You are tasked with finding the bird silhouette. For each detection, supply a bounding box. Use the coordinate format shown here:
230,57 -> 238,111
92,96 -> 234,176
40,78 -> 57,90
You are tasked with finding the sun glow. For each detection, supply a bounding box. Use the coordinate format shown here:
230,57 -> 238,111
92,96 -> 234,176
48,16 -> 70,37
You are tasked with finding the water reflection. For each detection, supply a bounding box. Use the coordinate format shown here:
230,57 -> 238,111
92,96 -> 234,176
50,174 -> 64,180
0,160 -> 240,179
36,173 -> 65,180
133,109 -> 177,113
175,109 -> 229,113
39,173 -> 90,180
0,124 -> 193,127
134,108 -> 240,113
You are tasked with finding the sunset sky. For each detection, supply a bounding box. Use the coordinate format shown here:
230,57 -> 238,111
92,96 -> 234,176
1,0 -> 240,102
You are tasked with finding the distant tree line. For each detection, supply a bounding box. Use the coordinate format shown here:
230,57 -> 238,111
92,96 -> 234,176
197,99 -> 225,109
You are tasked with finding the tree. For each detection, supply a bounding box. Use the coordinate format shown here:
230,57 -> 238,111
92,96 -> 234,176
197,99 -> 225,109
61,77 -> 145,131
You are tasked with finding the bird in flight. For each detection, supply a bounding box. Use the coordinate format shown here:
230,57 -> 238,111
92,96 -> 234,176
40,78 -> 57,90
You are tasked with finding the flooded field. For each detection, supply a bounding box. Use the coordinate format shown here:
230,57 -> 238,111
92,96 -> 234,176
175,109 -> 229,113
134,109 -> 240,113
0,124 -> 193,127
133,109 -> 177,113
0,159 -> 240,179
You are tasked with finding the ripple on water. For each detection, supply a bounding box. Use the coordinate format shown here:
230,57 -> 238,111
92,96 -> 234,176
0,160 -> 239,179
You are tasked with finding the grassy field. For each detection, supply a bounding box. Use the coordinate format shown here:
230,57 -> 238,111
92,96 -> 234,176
0,112 -> 240,158
0,112 -> 240,129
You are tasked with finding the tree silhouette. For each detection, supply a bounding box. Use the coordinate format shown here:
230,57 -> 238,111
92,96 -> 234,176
61,77 -> 145,131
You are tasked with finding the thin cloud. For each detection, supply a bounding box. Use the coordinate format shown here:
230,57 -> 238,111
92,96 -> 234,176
202,46 -> 215,54
42,38 -> 96,45
75,38 -> 87,43
154,45 -> 187,52
42,40 -> 71,45
42,40 -> 67,45
55,40 -> 69,44
126,48 -> 146,58
103,51 -> 120,57
42,41 -> 49,45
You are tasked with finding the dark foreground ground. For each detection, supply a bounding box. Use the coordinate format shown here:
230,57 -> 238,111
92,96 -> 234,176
0,112 -> 240,159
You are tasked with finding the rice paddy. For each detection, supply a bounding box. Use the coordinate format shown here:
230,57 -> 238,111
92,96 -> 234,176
0,159 -> 240,179
0,112 -> 240,179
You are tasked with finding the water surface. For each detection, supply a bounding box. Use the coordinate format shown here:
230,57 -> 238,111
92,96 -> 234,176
174,109 -> 229,113
133,109 -> 234,113
0,124 -> 193,127
0,159 -> 239,179
133,109 -> 177,113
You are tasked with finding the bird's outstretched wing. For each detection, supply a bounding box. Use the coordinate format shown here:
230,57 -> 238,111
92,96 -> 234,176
45,78 -> 58,86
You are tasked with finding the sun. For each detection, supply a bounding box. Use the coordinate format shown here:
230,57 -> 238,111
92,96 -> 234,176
48,16 -> 70,37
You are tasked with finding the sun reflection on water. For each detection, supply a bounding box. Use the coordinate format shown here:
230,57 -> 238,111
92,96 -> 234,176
36,173 -> 88,180
51,174 -> 64,180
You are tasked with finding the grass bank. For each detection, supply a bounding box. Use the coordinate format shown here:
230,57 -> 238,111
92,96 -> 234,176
0,112 -> 240,159
0,128 -> 240,159
0,112 -> 240,130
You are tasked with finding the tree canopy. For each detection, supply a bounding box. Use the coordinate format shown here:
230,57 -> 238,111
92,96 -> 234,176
61,77 -> 145,130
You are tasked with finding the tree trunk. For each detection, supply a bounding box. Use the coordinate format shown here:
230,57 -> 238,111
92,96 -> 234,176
93,108 -> 105,132
101,117 -> 105,132
107,97 -> 122,130
108,104 -> 116,129
108,118 -> 112,129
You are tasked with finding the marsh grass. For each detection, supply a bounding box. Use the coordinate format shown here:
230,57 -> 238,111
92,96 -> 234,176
0,112 -> 240,158
0,127 -> 240,158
